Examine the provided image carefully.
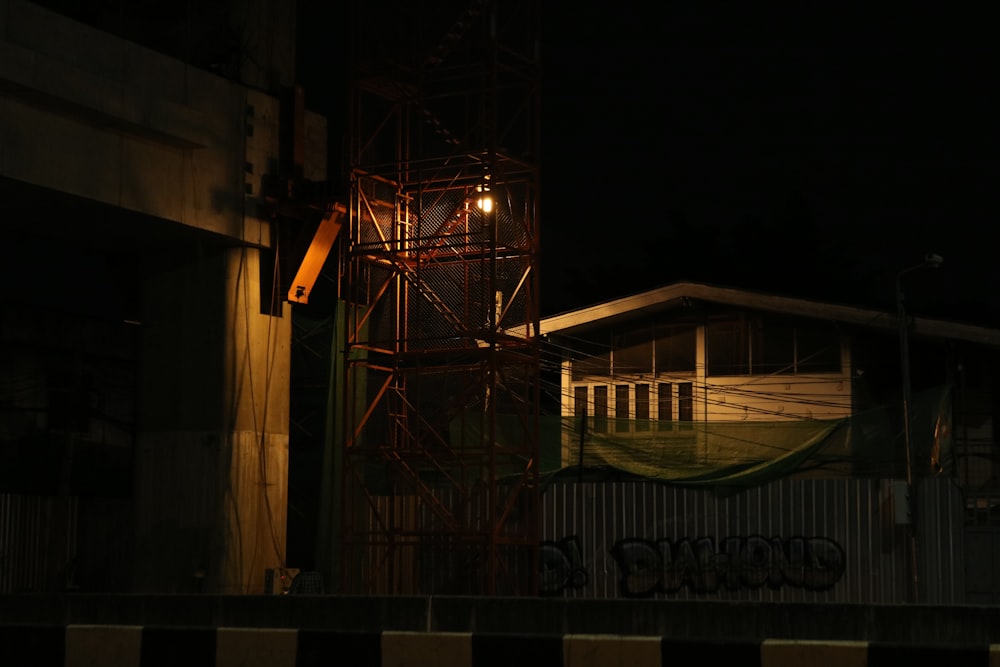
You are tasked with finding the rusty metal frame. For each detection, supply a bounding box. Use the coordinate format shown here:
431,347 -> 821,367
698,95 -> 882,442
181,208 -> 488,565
340,0 -> 540,595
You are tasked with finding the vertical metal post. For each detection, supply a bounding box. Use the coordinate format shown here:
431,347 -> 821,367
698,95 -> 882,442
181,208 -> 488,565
896,252 -> 943,604
896,276 -> 919,603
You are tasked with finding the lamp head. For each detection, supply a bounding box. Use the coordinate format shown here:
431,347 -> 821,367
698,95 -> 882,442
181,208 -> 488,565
924,253 -> 943,269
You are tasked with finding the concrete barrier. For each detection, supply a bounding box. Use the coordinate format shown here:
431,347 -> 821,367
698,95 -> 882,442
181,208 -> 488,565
7,595 -> 1000,643
5,594 -> 1000,664
1,625 -> 998,667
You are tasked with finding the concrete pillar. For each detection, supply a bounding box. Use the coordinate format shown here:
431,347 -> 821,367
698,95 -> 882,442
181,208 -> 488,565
133,242 -> 290,594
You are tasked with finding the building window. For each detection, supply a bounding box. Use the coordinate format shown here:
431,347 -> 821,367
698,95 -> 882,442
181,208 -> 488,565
657,382 -> 673,422
615,384 -> 630,432
796,327 -> 842,372
706,316 -> 752,375
655,324 -> 697,373
571,332 -> 611,380
635,383 -> 650,431
613,330 -> 653,374
574,385 -> 588,430
758,319 -> 795,374
678,382 -> 693,422
707,315 -> 840,375
593,385 -> 608,433
572,350 -> 611,380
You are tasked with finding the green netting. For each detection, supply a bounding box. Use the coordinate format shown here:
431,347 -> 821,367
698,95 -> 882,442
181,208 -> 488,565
571,418 -> 842,485
450,385 -> 954,490
554,385 -> 952,487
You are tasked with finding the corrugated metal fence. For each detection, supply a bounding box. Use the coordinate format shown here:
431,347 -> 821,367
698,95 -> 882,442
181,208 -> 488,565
5,479 -> 967,602
0,493 -> 77,593
1,493 -> 132,594
540,477 -> 965,604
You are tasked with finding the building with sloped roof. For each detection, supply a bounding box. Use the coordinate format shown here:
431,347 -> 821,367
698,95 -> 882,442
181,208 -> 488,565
533,281 -> 1000,603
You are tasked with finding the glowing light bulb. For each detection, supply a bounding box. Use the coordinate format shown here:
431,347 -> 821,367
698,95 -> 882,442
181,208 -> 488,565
475,184 -> 493,213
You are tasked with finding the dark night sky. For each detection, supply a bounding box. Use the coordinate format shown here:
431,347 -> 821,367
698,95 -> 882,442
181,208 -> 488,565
299,4 -> 1000,323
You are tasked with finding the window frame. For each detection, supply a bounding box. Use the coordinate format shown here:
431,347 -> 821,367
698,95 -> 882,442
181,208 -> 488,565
707,314 -> 841,376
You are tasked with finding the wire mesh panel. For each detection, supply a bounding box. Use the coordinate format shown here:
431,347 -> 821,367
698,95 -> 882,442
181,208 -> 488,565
341,0 -> 541,596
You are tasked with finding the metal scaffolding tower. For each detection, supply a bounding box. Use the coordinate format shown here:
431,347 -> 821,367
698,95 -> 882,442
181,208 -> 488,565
339,1 -> 541,595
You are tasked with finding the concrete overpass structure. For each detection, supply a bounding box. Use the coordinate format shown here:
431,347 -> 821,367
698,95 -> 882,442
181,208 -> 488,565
1,0 -> 328,594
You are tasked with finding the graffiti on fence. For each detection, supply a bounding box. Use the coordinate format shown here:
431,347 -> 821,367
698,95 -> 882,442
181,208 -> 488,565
610,535 -> 845,597
539,536 -> 588,596
539,534 -> 846,597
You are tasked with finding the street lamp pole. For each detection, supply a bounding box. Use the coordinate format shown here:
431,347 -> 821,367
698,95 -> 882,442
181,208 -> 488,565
895,252 -> 942,604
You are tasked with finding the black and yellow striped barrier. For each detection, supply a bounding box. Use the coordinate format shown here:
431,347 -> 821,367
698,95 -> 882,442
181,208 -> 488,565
2,625 -> 999,666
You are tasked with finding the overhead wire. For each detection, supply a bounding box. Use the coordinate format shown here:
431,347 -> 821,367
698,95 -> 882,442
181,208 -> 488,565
236,220 -> 288,594
230,81 -> 287,591
536,341 -> 855,419
527,321 -> 919,472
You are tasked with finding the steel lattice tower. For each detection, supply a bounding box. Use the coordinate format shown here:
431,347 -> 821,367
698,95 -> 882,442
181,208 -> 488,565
339,0 -> 541,595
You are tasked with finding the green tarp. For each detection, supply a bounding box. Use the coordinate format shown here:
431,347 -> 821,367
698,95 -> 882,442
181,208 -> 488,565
451,385 -> 954,489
